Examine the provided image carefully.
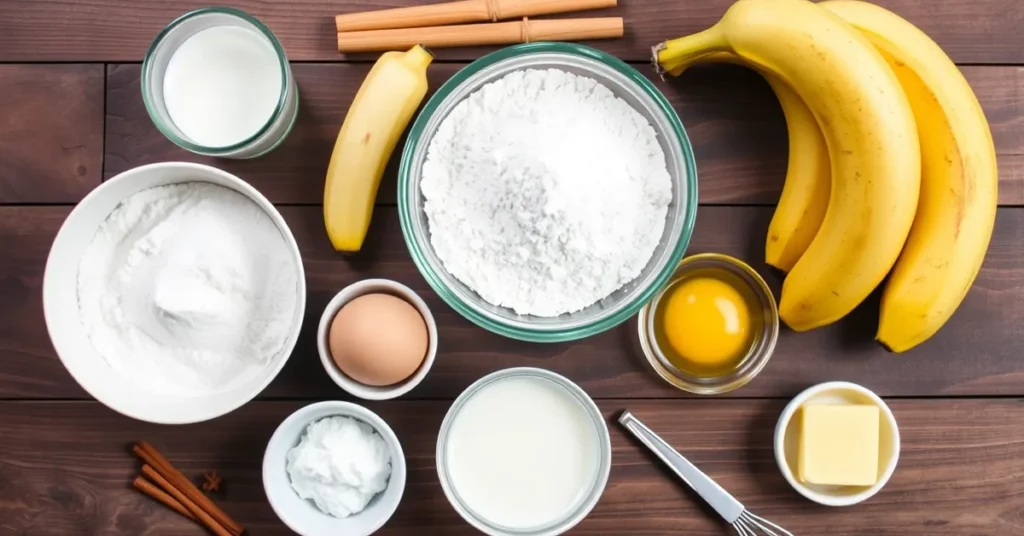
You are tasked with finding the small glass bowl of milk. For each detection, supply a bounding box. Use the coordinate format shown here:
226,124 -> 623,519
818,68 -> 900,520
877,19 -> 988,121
437,368 -> 612,536
142,7 -> 298,158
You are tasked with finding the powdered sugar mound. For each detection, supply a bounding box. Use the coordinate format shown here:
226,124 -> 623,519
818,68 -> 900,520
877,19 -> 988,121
421,68 -> 672,317
77,182 -> 299,395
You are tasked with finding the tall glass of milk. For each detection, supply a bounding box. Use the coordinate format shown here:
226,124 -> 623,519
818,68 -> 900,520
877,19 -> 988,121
142,7 -> 298,159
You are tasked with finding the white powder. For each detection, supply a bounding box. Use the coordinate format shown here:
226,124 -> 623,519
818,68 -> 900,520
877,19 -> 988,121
421,68 -> 672,317
286,416 -> 392,518
76,182 -> 299,396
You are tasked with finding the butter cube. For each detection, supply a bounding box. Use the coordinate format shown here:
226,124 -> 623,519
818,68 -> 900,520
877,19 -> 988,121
797,404 -> 880,486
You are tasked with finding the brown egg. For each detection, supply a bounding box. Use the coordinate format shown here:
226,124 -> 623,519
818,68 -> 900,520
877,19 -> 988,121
329,293 -> 428,386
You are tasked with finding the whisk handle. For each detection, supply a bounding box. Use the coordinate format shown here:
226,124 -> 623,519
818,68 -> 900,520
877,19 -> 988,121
618,410 -> 745,523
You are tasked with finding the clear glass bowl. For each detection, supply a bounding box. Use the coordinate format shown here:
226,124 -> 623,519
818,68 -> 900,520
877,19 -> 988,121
398,43 -> 698,342
637,253 -> 780,394
141,7 -> 299,159
435,368 -> 611,536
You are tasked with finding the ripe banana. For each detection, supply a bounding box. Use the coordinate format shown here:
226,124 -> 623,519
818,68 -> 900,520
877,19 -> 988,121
822,1 -> 998,352
761,74 -> 830,273
324,45 -> 432,252
660,52 -> 829,273
656,0 -> 921,331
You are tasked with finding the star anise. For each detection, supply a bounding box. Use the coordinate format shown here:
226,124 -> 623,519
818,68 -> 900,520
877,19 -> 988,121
201,470 -> 223,494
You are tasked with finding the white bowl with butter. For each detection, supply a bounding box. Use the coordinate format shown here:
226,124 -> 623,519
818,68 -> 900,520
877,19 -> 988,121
774,381 -> 900,507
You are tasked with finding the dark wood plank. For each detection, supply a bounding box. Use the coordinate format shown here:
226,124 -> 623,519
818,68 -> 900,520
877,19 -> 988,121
5,205 -> 1024,399
104,63 -> 1024,206
0,65 -> 104,204
1,399 -> 1022,534
1,0 -> 1020,63
0,208 -> 89,399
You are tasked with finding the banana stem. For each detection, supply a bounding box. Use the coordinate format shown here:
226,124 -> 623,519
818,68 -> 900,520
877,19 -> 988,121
401,45 -> 434,71
654,26 -> 730,75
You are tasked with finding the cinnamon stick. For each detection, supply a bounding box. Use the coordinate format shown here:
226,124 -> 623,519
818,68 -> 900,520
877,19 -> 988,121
142,465 -> 233,536
133,442 -> 244,536
337,17 -> 624,53
336,0 -> 617,32
133,476 -> 197,521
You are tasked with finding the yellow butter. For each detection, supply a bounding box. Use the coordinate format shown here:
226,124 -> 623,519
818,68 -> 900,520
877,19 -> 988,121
797,404 -> 880,486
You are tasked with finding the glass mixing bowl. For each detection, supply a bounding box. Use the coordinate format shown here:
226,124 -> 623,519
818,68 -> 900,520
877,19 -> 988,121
398,43 -> 698,342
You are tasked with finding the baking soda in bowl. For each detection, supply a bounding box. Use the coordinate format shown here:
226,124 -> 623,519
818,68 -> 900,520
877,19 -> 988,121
439,369 -> 610,534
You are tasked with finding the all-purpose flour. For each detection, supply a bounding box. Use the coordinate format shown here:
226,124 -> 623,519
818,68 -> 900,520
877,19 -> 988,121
421,68 -> 672,317
77,183 -> 299,395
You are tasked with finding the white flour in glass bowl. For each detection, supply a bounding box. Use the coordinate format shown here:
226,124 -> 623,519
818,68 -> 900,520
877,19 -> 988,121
421,68 -> 672,317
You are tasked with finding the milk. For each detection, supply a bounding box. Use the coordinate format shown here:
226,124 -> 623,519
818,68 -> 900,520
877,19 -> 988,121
163,25 -> 283,148
445,375 -> 601,529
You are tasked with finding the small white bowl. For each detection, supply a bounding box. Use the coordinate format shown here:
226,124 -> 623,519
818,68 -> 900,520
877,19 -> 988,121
774,381 -> 900,507
263,401 -> 407,536
42,162 -> 306,424
317,279 -> 437,400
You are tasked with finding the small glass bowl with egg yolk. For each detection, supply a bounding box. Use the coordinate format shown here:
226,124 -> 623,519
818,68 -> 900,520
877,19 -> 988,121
637,253 -> 779,395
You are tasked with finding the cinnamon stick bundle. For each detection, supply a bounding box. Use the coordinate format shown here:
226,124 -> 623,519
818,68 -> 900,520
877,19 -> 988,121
336,0 -> 617,32
337,17 -> 623,53
142,465 -> 234,536
132,442 -> 244,536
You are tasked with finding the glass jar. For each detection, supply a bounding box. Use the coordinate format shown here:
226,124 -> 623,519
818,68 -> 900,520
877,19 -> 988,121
141,7 -> 298,159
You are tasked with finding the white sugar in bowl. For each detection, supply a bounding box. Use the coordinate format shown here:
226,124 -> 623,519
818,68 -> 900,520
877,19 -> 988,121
43,162 -> 306,424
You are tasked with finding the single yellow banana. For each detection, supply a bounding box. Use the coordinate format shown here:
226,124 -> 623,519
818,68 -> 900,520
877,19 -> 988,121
661,52 -> 830,272
324,45 -> 432,252
822,1 -> 998,352
656,0 -> 921,331
761,74 -> 830,273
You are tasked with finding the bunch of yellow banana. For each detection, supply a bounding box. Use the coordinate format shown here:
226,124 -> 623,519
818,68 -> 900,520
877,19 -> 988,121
655,0 -> 997,352
324,45 -> 433,253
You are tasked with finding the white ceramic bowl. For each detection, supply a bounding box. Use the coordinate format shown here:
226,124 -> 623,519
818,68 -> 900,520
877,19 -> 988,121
42,162 -> 306,424
774,381 -> 900,506
264,401 -> 406,536
317,279 -> 437,400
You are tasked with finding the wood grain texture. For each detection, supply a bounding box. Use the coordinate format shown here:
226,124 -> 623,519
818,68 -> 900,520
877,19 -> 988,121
5,205 -> 1024,400
0,65 -> 104,204
1,399 -> 1022,535
0,0 -> 1020,63
0,208 -> 90,399
104,63 -> 1024,207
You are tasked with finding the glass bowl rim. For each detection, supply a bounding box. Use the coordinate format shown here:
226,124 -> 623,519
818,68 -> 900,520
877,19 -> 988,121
140,6 -> 291,155
398,42 -> 699,343
434,367 -> 612,535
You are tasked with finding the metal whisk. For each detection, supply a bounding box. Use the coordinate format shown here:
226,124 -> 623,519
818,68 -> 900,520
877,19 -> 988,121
618,411 -> 793,536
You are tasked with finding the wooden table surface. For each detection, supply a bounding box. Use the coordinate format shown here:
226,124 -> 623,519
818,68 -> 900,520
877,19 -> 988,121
2,1 -> 1023,535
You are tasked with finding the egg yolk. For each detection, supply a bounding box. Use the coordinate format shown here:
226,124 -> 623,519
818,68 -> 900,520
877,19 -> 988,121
661,277 -> 752,367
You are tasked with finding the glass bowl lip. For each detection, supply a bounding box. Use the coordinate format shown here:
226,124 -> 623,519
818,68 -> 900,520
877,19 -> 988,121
434,367 -> 612,536
637,253 -> 781,395
140,6 -> 291,155
398,42 -> 699,343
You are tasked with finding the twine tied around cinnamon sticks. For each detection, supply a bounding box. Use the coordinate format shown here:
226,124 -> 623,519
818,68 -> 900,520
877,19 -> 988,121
335,0 -> 623,53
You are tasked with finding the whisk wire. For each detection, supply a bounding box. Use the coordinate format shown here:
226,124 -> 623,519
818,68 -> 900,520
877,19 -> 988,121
733,520 -> 756,536
737,510 -> 794,536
